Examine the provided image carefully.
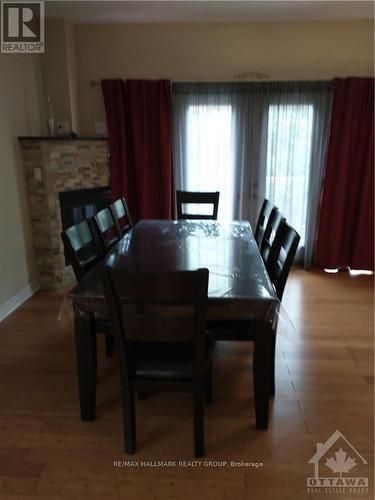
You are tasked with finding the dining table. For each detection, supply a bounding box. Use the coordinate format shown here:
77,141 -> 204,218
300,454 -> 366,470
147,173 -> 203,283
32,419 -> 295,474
70,219 -> 280,430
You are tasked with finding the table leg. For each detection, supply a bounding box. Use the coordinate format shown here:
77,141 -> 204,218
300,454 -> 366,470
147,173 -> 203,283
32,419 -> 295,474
269,331 -> 276,397
74,316 -> 96,421
253,320 -> 273,429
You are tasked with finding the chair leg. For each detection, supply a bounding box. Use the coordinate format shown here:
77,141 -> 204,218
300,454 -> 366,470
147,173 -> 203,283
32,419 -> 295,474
123,388 -> 136,454
269,332 -> 276,397
105,333 -> 114,357
93,333 -> 98,383
193,383 -> 204,457
205,363 -> 213,404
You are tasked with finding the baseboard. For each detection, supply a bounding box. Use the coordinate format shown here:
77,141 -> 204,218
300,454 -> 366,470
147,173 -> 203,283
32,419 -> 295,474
0,279 -> 40,322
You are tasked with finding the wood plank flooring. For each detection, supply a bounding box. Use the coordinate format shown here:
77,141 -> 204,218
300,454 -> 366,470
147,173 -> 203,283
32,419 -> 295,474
0,269 -> 373,499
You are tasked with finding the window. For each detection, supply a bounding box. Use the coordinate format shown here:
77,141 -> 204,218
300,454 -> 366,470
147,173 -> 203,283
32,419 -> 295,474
185,104 -> 234,220
266,104 -> 314,244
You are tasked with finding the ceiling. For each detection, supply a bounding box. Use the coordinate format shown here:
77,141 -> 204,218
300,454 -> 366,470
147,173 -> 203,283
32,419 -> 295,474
45,1 -> 374,23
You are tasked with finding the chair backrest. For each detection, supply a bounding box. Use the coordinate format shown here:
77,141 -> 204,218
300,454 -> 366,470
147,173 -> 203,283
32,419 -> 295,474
110,197 -> 133,236
101,268 -> 209,381
260,207 -> 285,264
61,220 -> 100,282
254,199 -> 275,248
90,207 -> 120,256
266,220 -> 300,300
176,191 -> 220,220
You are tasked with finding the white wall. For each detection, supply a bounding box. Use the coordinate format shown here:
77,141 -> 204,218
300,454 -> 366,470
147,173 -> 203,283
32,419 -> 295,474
0,54 -> 45,314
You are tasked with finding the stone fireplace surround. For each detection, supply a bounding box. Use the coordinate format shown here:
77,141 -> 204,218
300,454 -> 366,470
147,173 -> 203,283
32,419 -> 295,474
19,137 -> 110,289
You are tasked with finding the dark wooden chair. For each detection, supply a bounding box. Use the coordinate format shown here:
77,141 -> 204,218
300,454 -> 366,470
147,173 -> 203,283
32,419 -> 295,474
110,197 -> 133,237
254,199 -> 275,248
100,268 -> 214,457
61,219 -> 100,282
89,207 -> 120,256
208,221 -> 300,397
265,220 -> 301,301
176,191 -> 220,220
259,207 -> 285,264
61,220 -> 114,357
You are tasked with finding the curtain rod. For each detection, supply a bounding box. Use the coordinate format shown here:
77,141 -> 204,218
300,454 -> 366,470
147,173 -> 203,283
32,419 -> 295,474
90,78 -> 331,87
89,79 -> 262,86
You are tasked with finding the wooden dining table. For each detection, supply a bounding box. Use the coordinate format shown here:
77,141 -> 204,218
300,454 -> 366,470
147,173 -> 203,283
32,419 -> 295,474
70,219 -> 279,429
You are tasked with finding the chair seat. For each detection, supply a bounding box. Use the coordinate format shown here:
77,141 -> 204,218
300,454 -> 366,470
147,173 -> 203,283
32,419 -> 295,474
207,319 -> 255,341
129,332 -> 214,381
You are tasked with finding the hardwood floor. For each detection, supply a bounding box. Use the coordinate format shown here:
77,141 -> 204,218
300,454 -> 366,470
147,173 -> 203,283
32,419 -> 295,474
0,269 -> 373,499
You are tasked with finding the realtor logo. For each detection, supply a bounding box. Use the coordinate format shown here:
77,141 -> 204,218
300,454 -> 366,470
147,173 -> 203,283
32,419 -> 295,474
1,1 -> 44,53
307,430 -> 369,494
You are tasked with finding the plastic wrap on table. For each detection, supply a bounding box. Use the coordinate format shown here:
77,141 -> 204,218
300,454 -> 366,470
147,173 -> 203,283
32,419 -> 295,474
69,220 -> 281,324
274,302 -> 296,341
57,291 -> 74,334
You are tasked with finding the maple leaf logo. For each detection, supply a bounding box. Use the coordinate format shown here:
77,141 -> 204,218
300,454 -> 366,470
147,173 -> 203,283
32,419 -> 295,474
325,448 -> 357,477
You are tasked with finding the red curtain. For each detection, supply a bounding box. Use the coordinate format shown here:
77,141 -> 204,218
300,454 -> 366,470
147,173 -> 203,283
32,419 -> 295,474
101,79 -> 173,222
315,77 -> 374,271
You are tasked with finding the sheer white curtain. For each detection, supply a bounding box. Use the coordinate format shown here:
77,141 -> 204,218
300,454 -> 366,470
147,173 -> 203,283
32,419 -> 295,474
259,83 -> 333,265
185,103 -> 234,219
265,104 -> 314,244
173,86 -> 240,221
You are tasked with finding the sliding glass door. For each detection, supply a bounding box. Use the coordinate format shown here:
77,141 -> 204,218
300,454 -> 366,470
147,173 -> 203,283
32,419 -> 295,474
172,81 -> 332,266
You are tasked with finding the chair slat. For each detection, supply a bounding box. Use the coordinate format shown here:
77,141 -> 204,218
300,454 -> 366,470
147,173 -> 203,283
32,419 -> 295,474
260,207 -> 285,264
110,270 -> 204,301
110,197 -> 133,236
90,207 -> 120,256
61,220 -> 100,281
176,191 -> 220,220
254,199 -> 274,248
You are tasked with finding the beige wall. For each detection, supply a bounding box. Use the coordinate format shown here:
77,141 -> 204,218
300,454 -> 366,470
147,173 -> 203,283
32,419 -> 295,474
0,54 -> 45,308
65,22 -> 80,133
42,19 -> 71,129
74,20 -> 374,134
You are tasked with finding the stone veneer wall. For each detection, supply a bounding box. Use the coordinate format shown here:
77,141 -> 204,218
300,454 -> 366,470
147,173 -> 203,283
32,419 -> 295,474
20,138 -> 109,289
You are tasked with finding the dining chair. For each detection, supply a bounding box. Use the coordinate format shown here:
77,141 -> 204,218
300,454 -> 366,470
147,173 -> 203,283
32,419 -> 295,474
176,191 -> 220,220
100,267 -> 214,457
89,207 -> 120,257
208,221 -> 300,397
110,197 -> 133,237
61,220 -> 114,357
259,207 -> 285,264
61,219 -> 100,282
265,220 -> 301,301
254,199 -> 275,248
